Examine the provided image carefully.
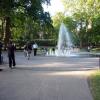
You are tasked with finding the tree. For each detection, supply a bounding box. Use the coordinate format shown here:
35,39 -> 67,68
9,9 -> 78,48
61,0 -> 100,47
52,12 -> 77,45
39,12 -> 54,39
52,12 -> 65,40
0,0 -> 51,48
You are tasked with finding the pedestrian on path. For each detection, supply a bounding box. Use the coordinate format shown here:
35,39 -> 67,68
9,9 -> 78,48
24,42 -> 32,60
32,42 -> 38,56
7,40 -> 16,69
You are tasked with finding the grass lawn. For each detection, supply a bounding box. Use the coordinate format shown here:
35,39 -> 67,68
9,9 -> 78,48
89,70 -> 100,100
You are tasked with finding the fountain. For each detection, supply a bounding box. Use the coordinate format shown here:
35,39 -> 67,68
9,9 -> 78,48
56,23 -> 73,56
47,23 -> 79,57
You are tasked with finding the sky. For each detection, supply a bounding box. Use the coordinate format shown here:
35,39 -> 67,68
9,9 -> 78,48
43,0 -> 64,16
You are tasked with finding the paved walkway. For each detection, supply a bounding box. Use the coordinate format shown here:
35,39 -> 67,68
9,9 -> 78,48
0,52 -> 99,100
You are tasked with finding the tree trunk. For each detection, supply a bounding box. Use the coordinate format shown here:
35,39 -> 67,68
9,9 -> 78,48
0,18 -> 4,40
80,39 -> 83,49
3,16 -> 11,49
1,20 -> 3,39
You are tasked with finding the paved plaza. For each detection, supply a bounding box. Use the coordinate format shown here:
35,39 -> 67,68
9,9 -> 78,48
0,52 -> 99,100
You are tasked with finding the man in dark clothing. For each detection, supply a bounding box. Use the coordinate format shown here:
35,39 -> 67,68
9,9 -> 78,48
7,41 -> 16,69
0,41 -> 3,64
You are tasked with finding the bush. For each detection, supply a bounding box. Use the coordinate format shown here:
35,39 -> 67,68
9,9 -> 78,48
32,39 -> 57,47
91,48 -> 100,52
13,40 -> 26,50
13,39 -> 57,50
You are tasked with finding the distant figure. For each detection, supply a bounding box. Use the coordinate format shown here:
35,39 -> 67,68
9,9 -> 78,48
52,48 -> 55,54
7,41 -> 16,69
87,46 -> 90,52
0,41 -> 3,64
32,42 -> 38,56
45,48 -> 48,54
24,42 -> 32,60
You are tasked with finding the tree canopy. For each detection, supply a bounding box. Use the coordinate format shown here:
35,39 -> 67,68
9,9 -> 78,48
0,0 -> 53,47
52,0 -> 100,47
0,0 -> 99,48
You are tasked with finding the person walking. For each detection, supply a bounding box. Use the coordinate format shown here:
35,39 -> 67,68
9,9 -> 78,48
24,42 -> 32,60
32,42 -> 38,56
7,40 -> 16,69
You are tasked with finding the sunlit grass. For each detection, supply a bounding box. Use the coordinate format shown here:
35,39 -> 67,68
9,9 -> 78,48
91,48 -> 100,52
89,70 -> 100,100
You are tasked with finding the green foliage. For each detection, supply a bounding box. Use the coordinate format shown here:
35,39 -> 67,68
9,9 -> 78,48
61,0 -> 100,47
52,12 -> 66,41
0,0 -> 99,48
52,13 -> 78,46
13,39 -> 56,50
34,39 -> 56,46
91,48 -> 100,52
0,0 -> 53,46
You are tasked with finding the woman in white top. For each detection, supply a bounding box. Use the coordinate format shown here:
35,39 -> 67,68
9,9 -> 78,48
32,43 -> 38,56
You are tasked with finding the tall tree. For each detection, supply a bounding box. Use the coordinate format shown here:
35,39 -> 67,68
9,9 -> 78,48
61,0 -> 100,47
0,0 -> 51,47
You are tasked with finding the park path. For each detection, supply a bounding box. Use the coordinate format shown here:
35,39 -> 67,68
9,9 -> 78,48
0,51 -> 99,100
